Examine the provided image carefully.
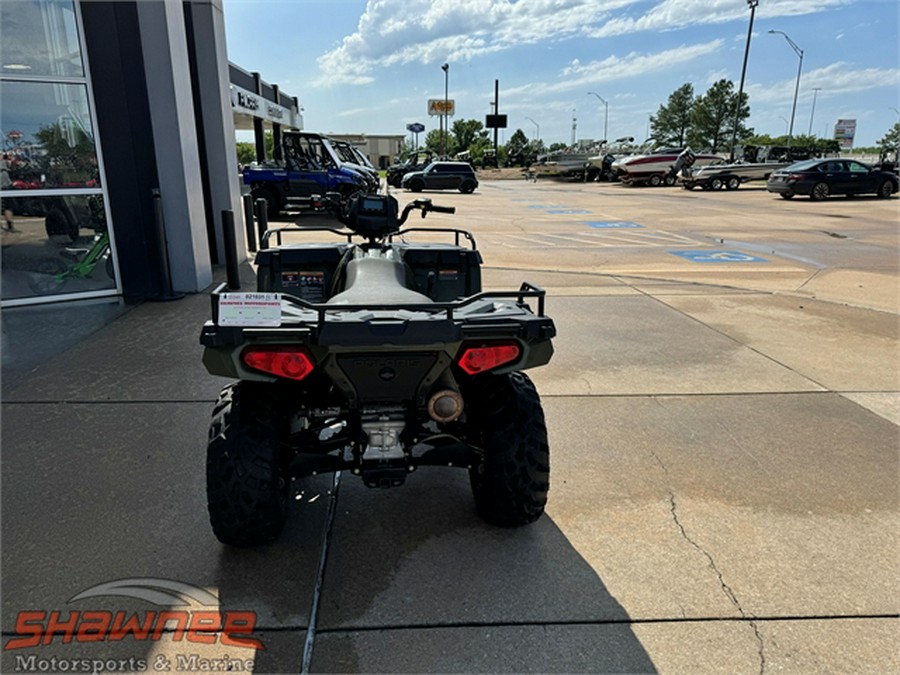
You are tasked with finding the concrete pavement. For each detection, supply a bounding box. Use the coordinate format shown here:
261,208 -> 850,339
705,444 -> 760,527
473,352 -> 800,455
2,178 -> 897,673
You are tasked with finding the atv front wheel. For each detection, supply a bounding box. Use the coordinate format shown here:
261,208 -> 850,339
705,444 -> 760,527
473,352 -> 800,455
206,382 -> 290,546
467,372 -> 549,527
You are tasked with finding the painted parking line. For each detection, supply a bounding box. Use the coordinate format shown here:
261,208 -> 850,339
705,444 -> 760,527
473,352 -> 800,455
585,221 -> 645,229
545,209 -> 592,215
484,230 -> 702,248
670,250 -> 769,263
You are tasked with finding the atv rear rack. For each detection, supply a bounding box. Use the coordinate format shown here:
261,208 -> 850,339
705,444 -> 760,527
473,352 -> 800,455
207,281 -> 547,325
202,282 -> 553,350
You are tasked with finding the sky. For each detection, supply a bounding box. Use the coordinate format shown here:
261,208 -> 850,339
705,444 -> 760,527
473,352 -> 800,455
221,0 -> 900,148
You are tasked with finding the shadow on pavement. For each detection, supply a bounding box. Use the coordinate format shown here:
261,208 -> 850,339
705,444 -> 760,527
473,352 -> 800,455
309,468 -> 657,673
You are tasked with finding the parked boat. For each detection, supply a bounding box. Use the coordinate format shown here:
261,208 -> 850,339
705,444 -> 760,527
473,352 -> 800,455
532,151 -> 595,180
612,147 -> 723,186
680,160 -> 791,191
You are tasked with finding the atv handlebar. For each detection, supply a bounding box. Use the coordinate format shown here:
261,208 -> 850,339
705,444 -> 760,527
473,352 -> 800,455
399,198 -> 456,225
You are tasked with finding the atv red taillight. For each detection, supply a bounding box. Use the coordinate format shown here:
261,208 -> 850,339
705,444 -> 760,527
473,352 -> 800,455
456,341 -> 521,375
242,346 -> 315,381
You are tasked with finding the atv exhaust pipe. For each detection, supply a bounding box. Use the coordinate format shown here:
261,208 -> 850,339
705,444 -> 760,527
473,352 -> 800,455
427,389 -> 464,424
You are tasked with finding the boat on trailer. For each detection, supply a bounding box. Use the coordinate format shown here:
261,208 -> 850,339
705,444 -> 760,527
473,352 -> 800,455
612,147 -> 723,186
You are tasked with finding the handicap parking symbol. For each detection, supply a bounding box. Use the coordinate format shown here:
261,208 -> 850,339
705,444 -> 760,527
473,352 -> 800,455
670,250 -> 768,263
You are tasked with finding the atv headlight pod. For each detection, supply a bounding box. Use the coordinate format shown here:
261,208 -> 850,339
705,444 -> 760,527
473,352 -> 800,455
456,341 -> 521,375
242,345 -> 316,381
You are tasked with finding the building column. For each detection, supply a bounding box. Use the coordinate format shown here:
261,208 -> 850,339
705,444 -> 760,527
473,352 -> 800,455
252,72 -> 266,164
186,0 -> 246,264
136,0 -> 212,292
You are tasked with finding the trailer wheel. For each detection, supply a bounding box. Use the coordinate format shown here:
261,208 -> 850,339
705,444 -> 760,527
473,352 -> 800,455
467,372 -> 549,527
710,177 -> 724,191
206,382 -> 290,547
648,174 -> 662,187
725,176 -> 741,191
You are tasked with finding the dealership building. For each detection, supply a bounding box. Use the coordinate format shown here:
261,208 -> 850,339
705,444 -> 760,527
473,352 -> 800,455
0,0 -> 304,308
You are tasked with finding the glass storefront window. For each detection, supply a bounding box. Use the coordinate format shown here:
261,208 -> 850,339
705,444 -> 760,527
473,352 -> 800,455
1,0 -> 83,78
1,0 -> 117,305
1,194 -> 113,301
1,81 -> 99,190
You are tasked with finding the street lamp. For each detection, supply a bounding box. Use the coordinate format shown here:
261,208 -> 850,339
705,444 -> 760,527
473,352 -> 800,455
729,0 -> 758,162
525,116 -> 540,141
441,62 -> 449,157
769,29 -> 804,147
587,92 -> 608,142
779,116 -> 790,135
808,87 -> 822,136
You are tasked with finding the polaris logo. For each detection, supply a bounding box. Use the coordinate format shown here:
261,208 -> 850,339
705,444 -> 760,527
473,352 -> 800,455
359,358 -> 419,369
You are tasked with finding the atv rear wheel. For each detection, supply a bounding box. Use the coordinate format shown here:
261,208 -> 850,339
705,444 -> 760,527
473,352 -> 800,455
206,382 -> 290,546
467,372 -> 549,527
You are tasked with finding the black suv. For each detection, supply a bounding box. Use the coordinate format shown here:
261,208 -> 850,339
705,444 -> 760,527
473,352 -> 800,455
401,161 -> 478,193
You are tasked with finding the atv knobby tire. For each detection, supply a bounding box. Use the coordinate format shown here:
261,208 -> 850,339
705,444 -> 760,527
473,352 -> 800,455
467,372 -> 549,526
206,382 -> 289,546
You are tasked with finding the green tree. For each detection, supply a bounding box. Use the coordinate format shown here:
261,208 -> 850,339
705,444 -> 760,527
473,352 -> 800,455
877,122 -> 900,150
688,79 -> 751,153
424,128 -> 444,155
236,142 -> 256,165
34,122 -> 96,183
451,119 -> 489,155
649,83 -> 694,146
504,129 -> 530,162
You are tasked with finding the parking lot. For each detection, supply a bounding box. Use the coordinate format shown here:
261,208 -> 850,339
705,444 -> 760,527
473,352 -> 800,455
2,178 -> 898,673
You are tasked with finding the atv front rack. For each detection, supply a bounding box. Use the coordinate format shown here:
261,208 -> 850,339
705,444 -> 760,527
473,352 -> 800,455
262,226 -> 478,250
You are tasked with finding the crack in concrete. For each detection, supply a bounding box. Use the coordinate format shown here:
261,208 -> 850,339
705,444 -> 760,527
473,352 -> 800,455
651,446 -> 766,674
666,490 -> 767,675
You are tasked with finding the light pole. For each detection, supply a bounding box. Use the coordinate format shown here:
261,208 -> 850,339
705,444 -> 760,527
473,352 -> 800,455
571,108 -> 577,146
525,116 -> 540,141
729,0 -> 758,162
441,62 -> 449,157
587,92 -> 608,142
891,107 -> 900,118
769,30 -> 803,147
779,116 -> 790,135
808,87 -> 822,136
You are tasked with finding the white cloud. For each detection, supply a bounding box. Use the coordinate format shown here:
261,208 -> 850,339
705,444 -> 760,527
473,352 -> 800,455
313,0 -> 852,86
505,40 -> 725,98
746,62 -> 900,105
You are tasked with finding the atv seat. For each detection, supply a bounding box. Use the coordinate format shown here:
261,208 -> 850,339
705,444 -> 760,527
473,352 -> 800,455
327,257 -> 432,305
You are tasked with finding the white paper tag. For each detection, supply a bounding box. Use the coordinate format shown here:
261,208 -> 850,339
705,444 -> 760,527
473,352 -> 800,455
218,293 -> 282,327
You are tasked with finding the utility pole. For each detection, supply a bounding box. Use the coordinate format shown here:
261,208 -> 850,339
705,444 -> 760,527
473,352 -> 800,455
571,109 -> 577,146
